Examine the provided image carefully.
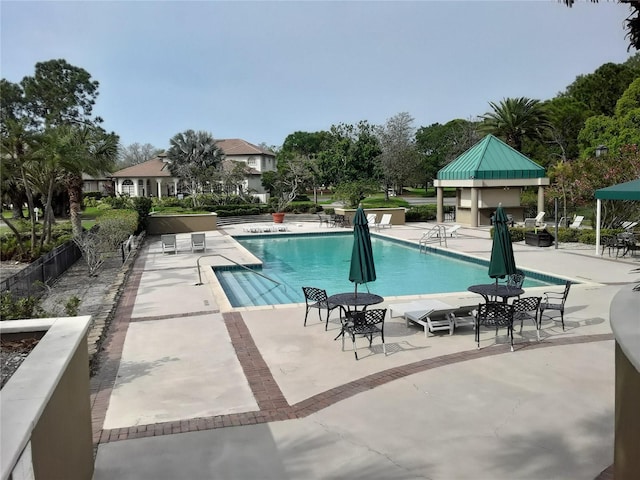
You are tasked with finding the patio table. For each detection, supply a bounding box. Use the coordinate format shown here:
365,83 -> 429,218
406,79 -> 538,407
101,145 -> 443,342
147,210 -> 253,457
328,292 -> 384,340
468,283 -> 524,303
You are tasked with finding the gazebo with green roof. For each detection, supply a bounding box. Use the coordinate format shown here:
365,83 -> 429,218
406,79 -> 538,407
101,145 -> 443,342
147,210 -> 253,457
434,134 -> 549,227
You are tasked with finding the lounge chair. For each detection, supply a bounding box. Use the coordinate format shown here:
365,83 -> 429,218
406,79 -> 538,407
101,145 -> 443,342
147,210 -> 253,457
522,212 -> 545,229
447,225 -> 461,237
448,305 -> 477,330
191,233 -> 206,253
366,213 -> 377,226
374,213 -> 392,230
389,299 -> 457,337
161,234 -> 177,254
569,216 -> 584,229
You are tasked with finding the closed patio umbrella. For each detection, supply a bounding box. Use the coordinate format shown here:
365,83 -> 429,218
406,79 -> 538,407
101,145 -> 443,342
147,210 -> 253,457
488,204 -> 517,284
349,207 -> 376,296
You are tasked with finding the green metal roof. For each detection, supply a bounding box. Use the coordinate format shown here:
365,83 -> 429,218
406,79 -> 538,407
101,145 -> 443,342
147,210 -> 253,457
595,178 -> 640,201
437,134 -> 545,180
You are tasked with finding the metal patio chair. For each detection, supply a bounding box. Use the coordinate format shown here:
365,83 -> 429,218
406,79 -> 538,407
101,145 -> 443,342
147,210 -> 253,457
511,296 -> 541,341
475,302 -> 515,351
302,286 -> 341,330
539,281 -> 572,331
342,308 -> 387,360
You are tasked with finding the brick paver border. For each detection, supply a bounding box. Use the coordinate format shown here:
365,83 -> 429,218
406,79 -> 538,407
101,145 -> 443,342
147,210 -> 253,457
89,250 -> 615,478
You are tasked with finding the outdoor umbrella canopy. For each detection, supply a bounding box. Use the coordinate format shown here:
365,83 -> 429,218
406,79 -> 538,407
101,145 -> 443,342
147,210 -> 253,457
488,205 -> 517,282
349,207 -> 376,295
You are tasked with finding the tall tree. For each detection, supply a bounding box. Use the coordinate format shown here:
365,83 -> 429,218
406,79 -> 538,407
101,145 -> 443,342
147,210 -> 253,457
415,118 -> 481,190
480,97 -> 549,152
118,142 -> 162,168
577,77 -> 640,157
20,59 -> 102,128
315,121 -> 381,187
166,130 -> 224,206
564,62 -> 639,117
2,60 -> 118,254
375,112 -> 420,198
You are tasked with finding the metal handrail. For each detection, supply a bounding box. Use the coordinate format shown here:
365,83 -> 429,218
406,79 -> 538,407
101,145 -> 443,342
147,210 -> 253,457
196,253 -> 281,287
419,225 -> 448,252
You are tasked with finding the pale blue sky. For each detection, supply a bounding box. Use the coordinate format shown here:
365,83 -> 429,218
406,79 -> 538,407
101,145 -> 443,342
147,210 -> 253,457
1,1 -> 635,150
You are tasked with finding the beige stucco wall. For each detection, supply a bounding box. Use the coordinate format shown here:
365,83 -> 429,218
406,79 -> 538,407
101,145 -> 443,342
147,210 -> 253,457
147,213 -> 217,235
31,333 -> 93,480
1,316 -> 93,480
335,208 -> 406,226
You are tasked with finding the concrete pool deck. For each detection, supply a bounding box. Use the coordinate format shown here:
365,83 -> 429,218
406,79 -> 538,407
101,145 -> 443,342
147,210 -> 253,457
91,221 -> 638,479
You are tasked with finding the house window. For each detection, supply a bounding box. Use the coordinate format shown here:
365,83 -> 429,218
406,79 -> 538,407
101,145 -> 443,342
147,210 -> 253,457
247,156 -> 256,166
122,179 -> 134,196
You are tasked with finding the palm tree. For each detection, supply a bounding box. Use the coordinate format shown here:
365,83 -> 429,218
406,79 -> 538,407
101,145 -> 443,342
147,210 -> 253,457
481,97 -> 549,152
166,130 -> 224,207
28,125 -> 118,241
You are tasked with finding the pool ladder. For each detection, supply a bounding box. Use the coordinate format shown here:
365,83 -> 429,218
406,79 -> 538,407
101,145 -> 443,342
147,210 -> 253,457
195,254 -> 281,287
419,225 -> 448,253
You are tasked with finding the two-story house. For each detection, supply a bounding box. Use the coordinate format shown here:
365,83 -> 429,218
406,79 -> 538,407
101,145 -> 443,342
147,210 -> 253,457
108,139 -> 276,202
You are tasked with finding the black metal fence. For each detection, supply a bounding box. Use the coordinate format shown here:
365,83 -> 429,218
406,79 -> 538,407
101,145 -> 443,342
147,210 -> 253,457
1,241 -> 82,299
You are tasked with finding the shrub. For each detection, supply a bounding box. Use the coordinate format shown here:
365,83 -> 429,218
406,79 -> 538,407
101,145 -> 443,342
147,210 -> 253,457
0,291 -> 46,320
103,195 -> 133,210
324,208 -> 335,215
405,205 -> 436,222
83,191 -> 103,201
132,197 -> 153,233
64,295 -> 81,316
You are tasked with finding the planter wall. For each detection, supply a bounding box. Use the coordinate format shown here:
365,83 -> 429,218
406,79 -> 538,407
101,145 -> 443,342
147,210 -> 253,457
334,207 -> 406,226
147,213 -> 217,235
610,285 -> 640,479
1,317 -> 94,480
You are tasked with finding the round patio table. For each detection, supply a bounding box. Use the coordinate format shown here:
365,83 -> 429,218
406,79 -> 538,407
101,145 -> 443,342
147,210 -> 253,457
328,292 -> 384,340
327,292 -> 384,311
468,284 -> 524,303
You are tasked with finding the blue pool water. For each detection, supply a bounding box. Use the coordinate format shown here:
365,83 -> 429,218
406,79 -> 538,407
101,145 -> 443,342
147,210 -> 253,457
215,233 -> 561,307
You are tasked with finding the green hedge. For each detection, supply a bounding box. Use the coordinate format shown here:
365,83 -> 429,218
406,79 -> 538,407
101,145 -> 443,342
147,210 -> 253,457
405,205 -> 437,222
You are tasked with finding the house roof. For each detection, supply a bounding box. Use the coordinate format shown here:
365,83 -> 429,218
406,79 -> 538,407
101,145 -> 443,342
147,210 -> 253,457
216,139 -> 274,156
110,158 -> 172,178
437,134 -> 545,180
111,138 -> 273,178
595,178 -> 640,201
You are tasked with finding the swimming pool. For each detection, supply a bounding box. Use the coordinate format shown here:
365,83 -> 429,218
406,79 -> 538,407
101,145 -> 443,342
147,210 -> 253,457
214,233 -> 561,307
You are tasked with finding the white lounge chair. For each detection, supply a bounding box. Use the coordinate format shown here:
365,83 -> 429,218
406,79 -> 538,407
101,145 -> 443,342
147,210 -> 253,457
522,211 -> 545,229
161,234 -> 177,254
447,225 -> 461,237
366,213 -> 377,226
569,215 -> 584,229
388,299 -> 457,337
374,214 -> 392,230
191,233 -> 206,252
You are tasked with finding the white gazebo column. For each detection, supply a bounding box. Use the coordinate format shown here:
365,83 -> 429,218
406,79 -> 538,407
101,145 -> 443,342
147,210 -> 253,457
133,179 -> 139,197
156,179 -> 162,199
116,179 -> 122,195
470,187 -> 478,227
173,179 -> 178,196
436,187 -> 443,223
595,198 -> 602,256
537,186 -> 545,214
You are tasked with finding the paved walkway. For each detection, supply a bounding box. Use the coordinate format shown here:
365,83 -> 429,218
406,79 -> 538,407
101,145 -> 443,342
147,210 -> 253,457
91,222 -> 638,479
